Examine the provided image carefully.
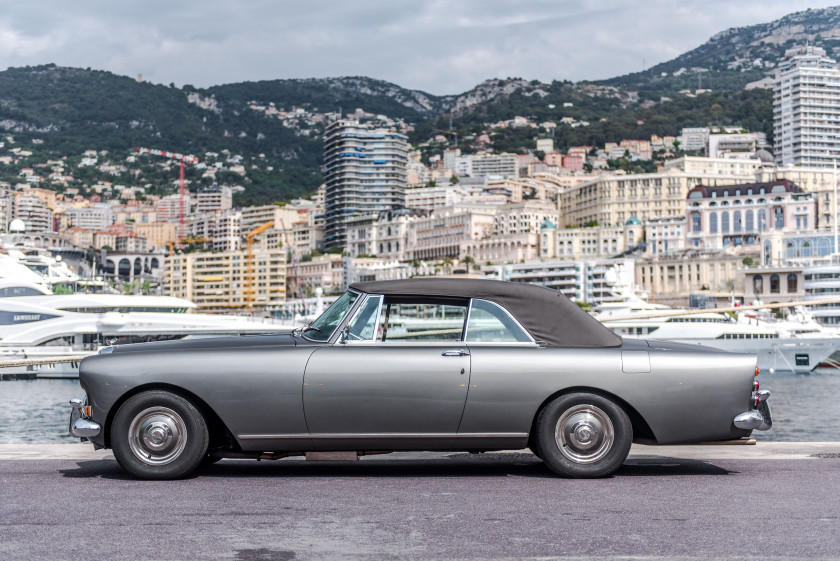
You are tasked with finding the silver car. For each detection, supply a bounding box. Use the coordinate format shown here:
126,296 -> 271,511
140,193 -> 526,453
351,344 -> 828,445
70,278 -> 771,479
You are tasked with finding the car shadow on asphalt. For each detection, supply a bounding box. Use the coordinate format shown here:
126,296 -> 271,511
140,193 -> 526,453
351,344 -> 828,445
58,455 -> 732,480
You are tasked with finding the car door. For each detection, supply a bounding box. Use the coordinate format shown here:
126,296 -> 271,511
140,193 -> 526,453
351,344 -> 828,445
302,294 -> 471,441
458,298 -> 544,436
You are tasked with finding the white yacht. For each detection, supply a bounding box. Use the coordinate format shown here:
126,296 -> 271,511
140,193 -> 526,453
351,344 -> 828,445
593,269 -> 840,374
0,280 -> 294,379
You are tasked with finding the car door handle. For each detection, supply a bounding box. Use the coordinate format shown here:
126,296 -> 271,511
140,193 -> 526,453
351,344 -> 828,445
441,350 -> 469,357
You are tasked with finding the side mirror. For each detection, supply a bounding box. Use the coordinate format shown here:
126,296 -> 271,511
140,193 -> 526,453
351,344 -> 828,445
339,325 -> 350,344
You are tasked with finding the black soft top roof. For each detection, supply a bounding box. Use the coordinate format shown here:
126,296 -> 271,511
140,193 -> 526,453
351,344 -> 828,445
349,278 -> 622,348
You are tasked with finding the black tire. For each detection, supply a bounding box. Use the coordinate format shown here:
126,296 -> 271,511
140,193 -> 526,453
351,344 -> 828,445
533,392 -> 632,478
111,390 -> 209,480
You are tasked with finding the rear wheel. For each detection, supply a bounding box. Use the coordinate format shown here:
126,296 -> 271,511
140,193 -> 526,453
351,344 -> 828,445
111,390 -> 209,480
534,392 -> 632,478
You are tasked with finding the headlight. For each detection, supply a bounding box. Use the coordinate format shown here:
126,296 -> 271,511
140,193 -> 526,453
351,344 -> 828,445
98,346 -> 114,355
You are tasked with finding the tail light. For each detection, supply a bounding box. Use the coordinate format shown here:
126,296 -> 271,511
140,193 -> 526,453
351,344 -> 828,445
753,379 -> 759,391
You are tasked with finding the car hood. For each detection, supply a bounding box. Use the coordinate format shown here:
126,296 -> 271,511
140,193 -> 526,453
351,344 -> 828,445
104,333 -> 301,354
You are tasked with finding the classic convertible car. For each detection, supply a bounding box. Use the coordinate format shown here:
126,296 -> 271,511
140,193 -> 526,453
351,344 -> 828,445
70,278 -> 771,479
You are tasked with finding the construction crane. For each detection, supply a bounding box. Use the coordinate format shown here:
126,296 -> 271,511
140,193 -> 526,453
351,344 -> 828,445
134,147 -> 199,241
243,221 -> 274,311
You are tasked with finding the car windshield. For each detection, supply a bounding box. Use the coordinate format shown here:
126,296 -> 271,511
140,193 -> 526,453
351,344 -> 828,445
302,290 -> 360,342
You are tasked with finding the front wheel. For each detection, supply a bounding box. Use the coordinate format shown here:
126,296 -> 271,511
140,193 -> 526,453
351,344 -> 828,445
533,392 -> 632,478
111,390 -> 209,480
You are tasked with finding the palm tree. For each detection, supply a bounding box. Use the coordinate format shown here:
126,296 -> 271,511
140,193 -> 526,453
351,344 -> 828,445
462,255 -> 475,274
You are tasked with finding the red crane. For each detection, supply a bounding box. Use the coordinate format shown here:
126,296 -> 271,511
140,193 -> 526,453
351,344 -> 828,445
134,147 -> 199,240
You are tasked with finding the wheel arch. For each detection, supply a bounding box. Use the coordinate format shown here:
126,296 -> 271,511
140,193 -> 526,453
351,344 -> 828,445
104,383 -> 236,451
526,386 -> 657,449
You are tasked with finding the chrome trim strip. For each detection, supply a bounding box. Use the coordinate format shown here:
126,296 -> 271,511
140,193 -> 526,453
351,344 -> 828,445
238,432 -> 529,440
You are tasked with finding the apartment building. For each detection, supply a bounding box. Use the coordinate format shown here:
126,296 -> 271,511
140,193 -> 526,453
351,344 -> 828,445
62,204 -> 115,231
468,153 -> 519,178
164,249 -> 287,313
484,258 -> 636,303
774,46 -> 840,167
195,186 -> 232,215
134,222 -> 179,250
344,208 -> 426,261
407,205 -> 496,261
461,202 -> 558,263
189,210 -> 242,251
541,217 -> 644,260
322,120 -> 409,249
559,164 -> 751,227
12,193 -> 53,232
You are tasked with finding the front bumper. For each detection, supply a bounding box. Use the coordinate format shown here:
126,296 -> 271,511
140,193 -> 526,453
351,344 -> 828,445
69,398 -> 101,439
734,389 -> 772,431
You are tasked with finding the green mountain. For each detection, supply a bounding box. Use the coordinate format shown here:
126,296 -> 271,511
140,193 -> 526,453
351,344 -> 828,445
1,7 -> 838,203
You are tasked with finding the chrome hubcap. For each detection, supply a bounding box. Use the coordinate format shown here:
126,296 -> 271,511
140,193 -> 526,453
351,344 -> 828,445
555,404 -> 614,464
128,407 -> 188,466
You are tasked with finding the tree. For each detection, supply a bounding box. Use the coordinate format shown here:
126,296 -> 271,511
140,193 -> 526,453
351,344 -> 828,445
462,255 -> 475,273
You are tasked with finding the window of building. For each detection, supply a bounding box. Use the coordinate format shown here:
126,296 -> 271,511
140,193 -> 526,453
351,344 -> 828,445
775,207 -> 784,230
721,211 -> 730,234
787,274 -> 798,293
691,212 -> 701,234
709,212 -> 718,234
734,211 -> 742,233
758,209 -> 768,232
746,210 -> 754,232
753,275 -> 763,294
770,274 -> 780,294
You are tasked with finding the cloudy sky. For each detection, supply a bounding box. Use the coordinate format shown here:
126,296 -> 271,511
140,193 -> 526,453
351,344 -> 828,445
0,1 -> 837,95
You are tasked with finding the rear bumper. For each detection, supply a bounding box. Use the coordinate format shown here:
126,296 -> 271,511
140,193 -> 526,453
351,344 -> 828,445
734,390 -> 772,431
69,398 -> 101,439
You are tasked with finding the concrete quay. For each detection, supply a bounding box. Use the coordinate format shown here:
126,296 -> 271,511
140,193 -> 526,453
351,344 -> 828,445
1,440 -> 837,460
1,442 -> 839,560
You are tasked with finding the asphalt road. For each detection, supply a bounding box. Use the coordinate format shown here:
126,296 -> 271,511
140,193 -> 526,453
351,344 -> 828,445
2,452 -> 840,560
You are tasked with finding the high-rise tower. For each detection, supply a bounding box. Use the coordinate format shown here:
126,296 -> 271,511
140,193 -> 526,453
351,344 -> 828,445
774,46 -> 840,167
322,120 -> 408,249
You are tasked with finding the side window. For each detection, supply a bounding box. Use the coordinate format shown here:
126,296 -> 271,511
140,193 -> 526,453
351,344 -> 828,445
346,295 -> 382,341
377,298 -> 468,342
465,299 -> 533,343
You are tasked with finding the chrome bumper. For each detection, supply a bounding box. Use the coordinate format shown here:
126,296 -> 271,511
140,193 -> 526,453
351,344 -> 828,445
69,398 -> 101,439
734,389 -> 772,431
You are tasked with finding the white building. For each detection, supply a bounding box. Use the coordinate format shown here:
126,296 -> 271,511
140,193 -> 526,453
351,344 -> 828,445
407,206 -> 496,261
13,193 -> 53,232
196,186 -> 232,215
774,46 -> 840,167
484,258 -> 636,304
63,205 -> 115,231
469,153 -> 519,179
189,210 -> 242,252
685,179 -> 816,252
541,217 -> 644,260
645,216 -> 687,258
322,120 -> 408,249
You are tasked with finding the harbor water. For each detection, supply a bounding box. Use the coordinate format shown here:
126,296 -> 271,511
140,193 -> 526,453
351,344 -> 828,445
1,371 -> 836,444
